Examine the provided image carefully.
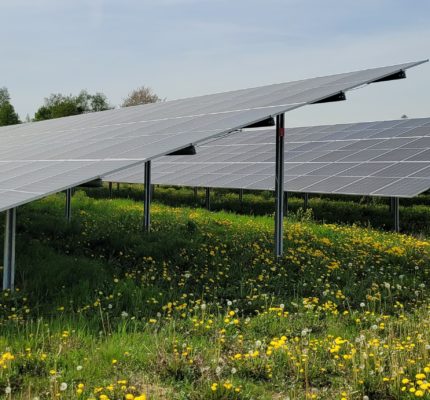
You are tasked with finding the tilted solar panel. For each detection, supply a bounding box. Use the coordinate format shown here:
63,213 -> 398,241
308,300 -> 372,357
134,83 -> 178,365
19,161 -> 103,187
0,60 -> 426,211
105,117 -> 430,198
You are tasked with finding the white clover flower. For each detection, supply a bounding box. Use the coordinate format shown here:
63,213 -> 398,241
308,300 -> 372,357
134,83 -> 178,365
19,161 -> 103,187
121,311 -> 129,318
5,387 -> 11,394
76,365 -> 83,371
215,366 -> 222,375
231,367 -> 237,374
255,340 -> 262,348
59,382 -> 68,391
363,396 -> 369,400
108,304 -> 113,309
227,300 -> 232,306
201,303 -> 206,310
279,304 -> 285,309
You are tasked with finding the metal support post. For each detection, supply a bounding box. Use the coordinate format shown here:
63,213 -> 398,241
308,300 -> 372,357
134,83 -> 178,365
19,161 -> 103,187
274,114 -> 285,257
144,161 -> 152,233
393,197 -> 400,232
117,183 -> 120,191
239,189 -> 243,204
108,182 -> 113,198
3,208 -> 16,291
193,187 -> 198,200
205,187 -> 211,210
304,193 -> 309,210
284,191 -> 289,214
65,188 -> 72,222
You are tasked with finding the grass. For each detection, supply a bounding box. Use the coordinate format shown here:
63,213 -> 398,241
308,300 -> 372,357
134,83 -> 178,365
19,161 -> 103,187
0,191 -> 429,399
85,184 -> 430,236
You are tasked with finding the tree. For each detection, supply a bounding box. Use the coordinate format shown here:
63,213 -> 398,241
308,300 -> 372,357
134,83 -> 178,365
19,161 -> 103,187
0,102 -> 20,126
0,87 -> 20,126
122,86 -> 161,107
0,87 -> 11,105
34,90 -> 111,121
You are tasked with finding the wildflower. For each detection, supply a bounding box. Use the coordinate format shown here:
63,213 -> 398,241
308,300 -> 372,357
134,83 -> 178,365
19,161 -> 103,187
59,382 -> 67,391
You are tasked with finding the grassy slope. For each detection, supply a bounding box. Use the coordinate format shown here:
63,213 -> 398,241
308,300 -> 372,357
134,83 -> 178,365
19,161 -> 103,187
0,191 -> 429,399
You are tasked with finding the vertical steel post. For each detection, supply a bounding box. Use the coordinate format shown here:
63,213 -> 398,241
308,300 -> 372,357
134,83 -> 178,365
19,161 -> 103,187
304,193 -> 309,210
284,191 -> 289,214
274,114 -> 285,257
65,188 -> 72,222
393,197 -> 400,233
239,189 -> 243,204
3,208 -> 16,291
193,187 -> 198,200
117,183 -> 120,191
205,188 -> 211,210
144,161 -> 151,233
108,182 -> 113,198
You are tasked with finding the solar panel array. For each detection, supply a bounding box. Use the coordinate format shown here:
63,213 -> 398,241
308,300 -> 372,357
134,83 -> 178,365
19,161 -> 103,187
105,117 -> 430,198
0,60 -> 426,212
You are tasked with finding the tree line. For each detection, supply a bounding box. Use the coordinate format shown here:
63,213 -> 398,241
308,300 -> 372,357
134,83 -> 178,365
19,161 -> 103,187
0,86 -> 162,127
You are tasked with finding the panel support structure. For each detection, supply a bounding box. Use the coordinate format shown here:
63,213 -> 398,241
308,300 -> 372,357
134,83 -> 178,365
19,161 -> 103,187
205,188 -> 211,210
274,114 -> 285,258
193,187 -> 198,200
239,189 -> 243,204
284,191 -> 289,214
108,182 -> 113,198
392,197 -> 400,233
3,208 -> 16,291
65,188 -> 72,222
304,193 -> 309,210
144,161 -> 152,233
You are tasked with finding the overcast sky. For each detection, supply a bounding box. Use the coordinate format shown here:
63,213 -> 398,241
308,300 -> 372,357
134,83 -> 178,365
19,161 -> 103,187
0,0 -> 429,127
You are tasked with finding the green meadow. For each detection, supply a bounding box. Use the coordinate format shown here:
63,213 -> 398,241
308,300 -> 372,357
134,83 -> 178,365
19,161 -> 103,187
0,191 -> 429,399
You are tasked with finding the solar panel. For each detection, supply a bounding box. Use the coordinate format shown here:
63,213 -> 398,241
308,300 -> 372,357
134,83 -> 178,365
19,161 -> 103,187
0,60 -> 426,212
105,116 -> 430,198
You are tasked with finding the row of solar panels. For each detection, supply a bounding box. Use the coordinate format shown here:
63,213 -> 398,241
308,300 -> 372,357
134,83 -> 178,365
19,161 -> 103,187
0,60 -> 427,212
104,117 -> 430,198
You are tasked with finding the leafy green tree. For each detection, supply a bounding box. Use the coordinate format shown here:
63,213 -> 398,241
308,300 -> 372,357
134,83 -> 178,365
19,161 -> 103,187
122,86 -> 161,107
0,87 -> 20,126
0,103 -> 20,126
34,90 -> 111,121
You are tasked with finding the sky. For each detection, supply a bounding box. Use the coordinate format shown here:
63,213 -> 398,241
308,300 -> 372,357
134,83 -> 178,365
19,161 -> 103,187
0,0 -> 429,127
